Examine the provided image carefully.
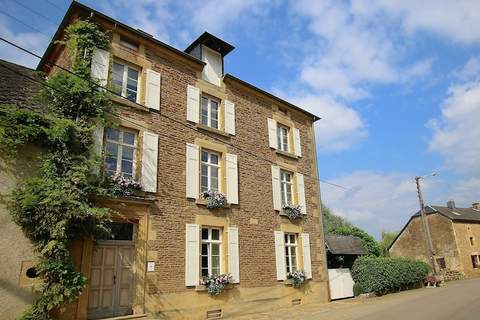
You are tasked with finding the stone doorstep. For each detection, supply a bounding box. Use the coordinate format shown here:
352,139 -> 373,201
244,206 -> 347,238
98,314 -> 147,320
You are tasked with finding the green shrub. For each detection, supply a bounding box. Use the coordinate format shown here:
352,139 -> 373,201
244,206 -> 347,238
351,256 -> 430,295
353,282 -> 364,296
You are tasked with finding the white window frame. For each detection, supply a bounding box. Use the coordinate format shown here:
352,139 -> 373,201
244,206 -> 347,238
277,124 -> 290,152
104,127 -> 137,178
280,169 -> 293,206
112,60 -> 140,103
200,95 -> 220,129
200,149 -> 221,192
285,233 -> 298,274
201,227 -> 222,277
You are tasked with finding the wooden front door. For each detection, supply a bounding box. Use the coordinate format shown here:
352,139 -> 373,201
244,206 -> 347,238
87,242 -> 134,319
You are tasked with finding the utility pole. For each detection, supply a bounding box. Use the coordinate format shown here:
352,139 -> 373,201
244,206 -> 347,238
415,176 -> 437,274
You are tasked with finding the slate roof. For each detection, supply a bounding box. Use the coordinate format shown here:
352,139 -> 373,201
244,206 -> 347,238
325,235 -> 368,255
0,59 -> 42,108
413,205 -> 480,223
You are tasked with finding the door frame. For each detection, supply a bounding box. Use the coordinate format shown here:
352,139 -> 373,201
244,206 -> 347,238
73,197 -> 154,320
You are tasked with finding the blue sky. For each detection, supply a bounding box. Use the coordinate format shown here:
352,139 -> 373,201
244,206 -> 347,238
1,0 -> 480,238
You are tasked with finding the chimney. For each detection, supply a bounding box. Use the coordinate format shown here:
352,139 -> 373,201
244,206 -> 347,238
472,203 -> 480,210
447,200 -> 456,209
184,32 -> 234,87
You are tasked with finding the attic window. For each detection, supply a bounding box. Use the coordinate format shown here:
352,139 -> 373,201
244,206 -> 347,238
120,36 -> 139,51
452,211 -> 461,216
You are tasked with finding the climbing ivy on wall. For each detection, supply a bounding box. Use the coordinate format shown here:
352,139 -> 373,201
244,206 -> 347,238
0,20 -> 113,320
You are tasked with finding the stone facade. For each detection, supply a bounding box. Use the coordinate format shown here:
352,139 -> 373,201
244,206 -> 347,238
12,2 -> 330,320
390,212 -> 480,280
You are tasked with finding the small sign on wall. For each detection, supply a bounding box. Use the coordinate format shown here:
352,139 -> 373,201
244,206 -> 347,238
147,261 -> 155,272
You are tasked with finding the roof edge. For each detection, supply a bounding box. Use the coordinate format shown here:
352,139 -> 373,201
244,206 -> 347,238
37,1 -> 205,71
224,73 -> 321,122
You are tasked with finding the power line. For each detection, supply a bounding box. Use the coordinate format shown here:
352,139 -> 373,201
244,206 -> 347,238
0,35 -> 349,192
42,0 -> 65,13
0,9 -> 52,39
9,0 -> 59,25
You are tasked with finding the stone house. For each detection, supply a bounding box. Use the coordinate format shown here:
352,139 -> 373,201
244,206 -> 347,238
0,1 -> 329,319
389,201 -> 480,280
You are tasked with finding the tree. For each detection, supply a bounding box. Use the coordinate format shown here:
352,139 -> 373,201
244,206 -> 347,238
379,230 -> 399,257
322,203 -> 381,257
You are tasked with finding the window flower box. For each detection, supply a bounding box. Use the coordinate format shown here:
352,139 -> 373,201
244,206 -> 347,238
104,173 -> 143,197
286,270 -> 306,288
200,274 -> 233,296
201,190 -> 228,209
282,204 -> 303,221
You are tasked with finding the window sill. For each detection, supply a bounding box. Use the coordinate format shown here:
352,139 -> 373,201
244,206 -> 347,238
195,283 -> 235,291
111,95 -> 149,112
275,149 -> 298,160
195,198 -> 231,208
196,124 -> 231,137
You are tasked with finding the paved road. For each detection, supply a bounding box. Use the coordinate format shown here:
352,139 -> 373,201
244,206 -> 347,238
235,278 -> 480,320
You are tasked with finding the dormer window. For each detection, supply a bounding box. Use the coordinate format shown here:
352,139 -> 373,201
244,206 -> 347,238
119,36 -> 139,51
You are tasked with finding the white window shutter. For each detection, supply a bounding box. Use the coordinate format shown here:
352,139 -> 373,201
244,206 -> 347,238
274,231 -> 286,280
145,69 -> 161,110
185,224 -> 200,286
187,85 -> 200,123
271,165 -> 281,211
141,132 -> 159,193
296,173 -> 307,214
301,233 -> 312,279
267,118 -> 277,149
293,127 -> 302,157
224,100 -> 236,135
91,124 -> 104,175
91,48 -> 109,87
228,226 -> 240,283
186,143 -> 200,199
226,153 -> 239,204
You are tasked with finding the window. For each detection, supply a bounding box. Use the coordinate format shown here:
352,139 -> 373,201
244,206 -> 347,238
280,170 -> 293,206
112,61 -> 140,102
436,257 -> 446,270
277,124 -> 289,152
284,233 -> 297,274
104,128 -> 137,178
200,150 -> 220,192
119,36 -> 139,51
201,227 -> 222,277
472,255 -> 480,269
200,96 -> 219,129
470,237 -> 475,246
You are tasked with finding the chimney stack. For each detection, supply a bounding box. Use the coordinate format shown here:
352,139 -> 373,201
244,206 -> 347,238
447,200 -> 456,209
472,202 -> 480,210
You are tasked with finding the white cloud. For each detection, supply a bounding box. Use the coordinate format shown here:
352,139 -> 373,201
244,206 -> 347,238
321,171 -> 420,237
369,0 -> 480,44
428,79 -> 480,176
288,94 -> 366,152
0,18 -> 48,68
452,57 -> 480,81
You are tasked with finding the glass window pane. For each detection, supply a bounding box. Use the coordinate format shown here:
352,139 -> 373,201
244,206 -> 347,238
211,256 -> 220,269
212,267 -> 220,276
112,63 -> 124,95
127,68 -> 139,81
211,229 -> 220,241
123,132 -> 135,145
106,128 -> 119,141
105,157 -> 117,171
106,142 -> 118,157
202,243 -> 208,255
201,228 -> 209,240
211,244 -> 220,255
211,119 -> 218,129
126,89 -> 137,102
284,234 -> 289,243
202,268 -> 208,277
121,160 -> 133,175
290,234 -> 296,244
201,256 -> 208,269
210,177 -> 218,191
201,151 -> 208,162
211,167 -> 218,179
201,176 -> 208,192
210,154 -> 218,164
122,147 -> 134,160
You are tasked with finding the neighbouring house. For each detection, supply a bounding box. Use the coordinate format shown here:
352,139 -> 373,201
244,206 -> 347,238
325,235 -> 367,269
325,235 -> 367,300
389,200 -> 480,280
0,59 -> 44,320
0,1 -> 329,320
